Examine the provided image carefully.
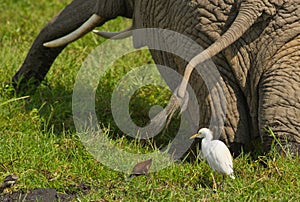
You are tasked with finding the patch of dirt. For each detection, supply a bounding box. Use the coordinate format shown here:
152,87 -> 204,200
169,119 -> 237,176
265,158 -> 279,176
0,188 -> 72,202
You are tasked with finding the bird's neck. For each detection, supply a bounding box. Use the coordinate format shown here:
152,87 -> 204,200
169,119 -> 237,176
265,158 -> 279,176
205,133 -> 213,141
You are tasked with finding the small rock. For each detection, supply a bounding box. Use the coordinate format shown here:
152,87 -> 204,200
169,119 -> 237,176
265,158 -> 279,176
129,159 -> 152,177
0,174 -> 18,192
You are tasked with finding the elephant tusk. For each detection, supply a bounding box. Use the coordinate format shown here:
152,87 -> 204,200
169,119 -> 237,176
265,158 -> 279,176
92,26 -> 133,39
43,14 -> 105,48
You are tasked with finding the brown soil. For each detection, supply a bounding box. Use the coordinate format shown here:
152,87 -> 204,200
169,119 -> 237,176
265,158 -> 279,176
0,188 -> 73,202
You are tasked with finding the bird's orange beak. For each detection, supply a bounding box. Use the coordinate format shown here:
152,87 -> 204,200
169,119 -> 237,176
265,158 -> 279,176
189,133 -> 199,139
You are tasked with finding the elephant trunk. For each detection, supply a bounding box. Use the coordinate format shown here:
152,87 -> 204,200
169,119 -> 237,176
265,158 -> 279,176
43,14 -> 105,48
177,5 -> 263,97
158,2 -> 272,130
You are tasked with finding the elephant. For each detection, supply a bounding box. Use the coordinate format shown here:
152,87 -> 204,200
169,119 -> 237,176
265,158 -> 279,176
11,0 -> 300,155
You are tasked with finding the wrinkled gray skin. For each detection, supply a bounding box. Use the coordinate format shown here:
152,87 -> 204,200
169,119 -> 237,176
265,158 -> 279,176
12,0 -> 300,155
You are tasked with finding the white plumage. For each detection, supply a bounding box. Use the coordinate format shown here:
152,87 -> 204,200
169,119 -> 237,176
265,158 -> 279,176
190,128 -> 235,179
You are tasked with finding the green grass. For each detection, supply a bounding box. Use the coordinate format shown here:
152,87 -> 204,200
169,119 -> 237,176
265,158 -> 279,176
1,0 -> 299,201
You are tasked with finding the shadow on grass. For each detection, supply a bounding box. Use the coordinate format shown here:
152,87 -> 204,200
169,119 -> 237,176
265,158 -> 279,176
9,79 -> 182,154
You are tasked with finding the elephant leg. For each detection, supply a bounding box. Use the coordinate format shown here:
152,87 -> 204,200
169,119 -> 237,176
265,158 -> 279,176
202,66 -> 252,155
219,77 -> 252,155
258,37 -> 300,155
12,0 -> 103,93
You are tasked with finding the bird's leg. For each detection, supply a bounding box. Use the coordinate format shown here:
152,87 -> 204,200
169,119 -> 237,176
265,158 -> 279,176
217,175 -> 225,189
211,172 -> 217,190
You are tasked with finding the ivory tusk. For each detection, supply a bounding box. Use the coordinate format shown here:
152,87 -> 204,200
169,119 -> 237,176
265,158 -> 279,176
92,26 -> 133,39
43,14 -> 104,48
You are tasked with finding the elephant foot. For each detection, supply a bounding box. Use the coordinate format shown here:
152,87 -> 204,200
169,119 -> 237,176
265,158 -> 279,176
11,69 -> 45,95
262,133 -> 300,156
272,142 -> 300,157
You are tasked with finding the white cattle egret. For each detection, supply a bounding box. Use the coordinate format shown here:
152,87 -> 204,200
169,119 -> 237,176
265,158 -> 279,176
190,128 -> 235,188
